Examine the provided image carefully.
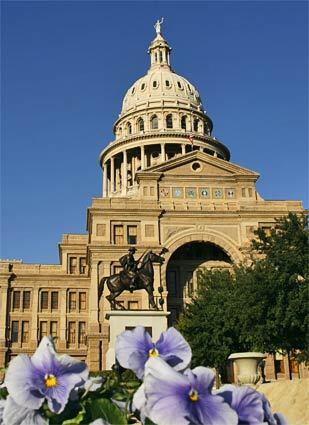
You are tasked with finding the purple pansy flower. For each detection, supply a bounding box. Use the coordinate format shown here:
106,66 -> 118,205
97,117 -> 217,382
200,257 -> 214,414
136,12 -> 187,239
217,385 -> 289,425
217,384 -> 264,424
4,336 -> 88,414
2,396 -> 47,425
135,357 -> 238,425
115,326 -> 191,379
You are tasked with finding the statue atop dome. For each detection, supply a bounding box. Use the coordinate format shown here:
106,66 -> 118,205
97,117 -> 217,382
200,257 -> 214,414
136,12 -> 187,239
154,17 -> 164,34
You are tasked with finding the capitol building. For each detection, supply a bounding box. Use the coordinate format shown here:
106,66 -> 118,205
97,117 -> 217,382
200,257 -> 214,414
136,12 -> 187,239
0,22 -> 303,379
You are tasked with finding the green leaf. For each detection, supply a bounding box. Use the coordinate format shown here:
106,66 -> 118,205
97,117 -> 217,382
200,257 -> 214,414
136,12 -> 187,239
88,398 -> 127,424
62,405 -> 86,425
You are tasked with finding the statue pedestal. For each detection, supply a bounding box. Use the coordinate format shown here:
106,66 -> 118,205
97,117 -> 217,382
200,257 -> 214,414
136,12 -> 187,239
105,310 -> 170,370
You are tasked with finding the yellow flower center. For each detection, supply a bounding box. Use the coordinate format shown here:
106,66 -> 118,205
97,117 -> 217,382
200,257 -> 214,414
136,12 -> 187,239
44,374 -> 57,388
148,348 -> 159,358
189,389 -> 199,402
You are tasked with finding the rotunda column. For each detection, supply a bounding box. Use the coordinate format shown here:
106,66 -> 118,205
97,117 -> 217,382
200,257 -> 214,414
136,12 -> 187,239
141,145 -> 145,170
181,144 -> 186,155
161,143 -> 165,162
102,162 -> 107,197
122,150 -> 128,196
110,156 -> 115,193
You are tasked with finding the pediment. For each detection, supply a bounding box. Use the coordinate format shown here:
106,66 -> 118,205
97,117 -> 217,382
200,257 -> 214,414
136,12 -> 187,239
144,151 -> 259,178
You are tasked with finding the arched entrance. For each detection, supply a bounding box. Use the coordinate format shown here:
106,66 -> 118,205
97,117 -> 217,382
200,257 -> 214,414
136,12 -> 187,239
166,241 -> 232,325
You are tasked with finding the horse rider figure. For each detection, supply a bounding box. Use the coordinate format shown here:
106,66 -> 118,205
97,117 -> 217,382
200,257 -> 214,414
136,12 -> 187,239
119,247 -> 138,293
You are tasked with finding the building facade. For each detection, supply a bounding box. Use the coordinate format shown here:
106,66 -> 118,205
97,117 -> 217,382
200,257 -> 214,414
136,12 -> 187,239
0,24 -> 305,379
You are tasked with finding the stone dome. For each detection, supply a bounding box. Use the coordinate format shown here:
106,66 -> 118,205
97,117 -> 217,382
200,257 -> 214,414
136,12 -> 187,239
119,27 -> 204,117
121,69 -> 204,116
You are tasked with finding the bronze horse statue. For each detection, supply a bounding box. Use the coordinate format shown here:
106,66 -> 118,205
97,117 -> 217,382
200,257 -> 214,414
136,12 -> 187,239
98,250 -> 165,310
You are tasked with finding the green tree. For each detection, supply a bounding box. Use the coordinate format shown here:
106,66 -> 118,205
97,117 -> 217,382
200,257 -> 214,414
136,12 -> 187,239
177,213 -> 308,377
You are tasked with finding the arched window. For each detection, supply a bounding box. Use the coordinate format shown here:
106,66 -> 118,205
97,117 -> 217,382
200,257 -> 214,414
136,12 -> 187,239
159,51 -> 163,62
155,53 -> 158,62
137,118 -> 144,132
181,116 -> 187,130
193,118 -> 199,132
150,115 -> 158,130
126,122 -> 132,135
204,121 -> 209,135
166,114 -> 173,129
118,127 -> 122,136
153,80 -> 158,88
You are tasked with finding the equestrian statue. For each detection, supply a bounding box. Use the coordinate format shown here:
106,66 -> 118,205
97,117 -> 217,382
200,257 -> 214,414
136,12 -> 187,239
98,248 -> 168,310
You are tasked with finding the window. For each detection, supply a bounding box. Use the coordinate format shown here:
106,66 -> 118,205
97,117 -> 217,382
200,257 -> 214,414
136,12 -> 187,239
41,291 -> 48,310
137,118 -> 144,132
51,292 -> 58,310
114,225 -> 124,245
181,116 -> 187,130
127,225 -> 137,245
69,257 -> 77,274
13,291 -> 20,309
165,80 -> 170,87
152,81 -> 157,88
166,114 -> 173,129
242,188 -> 246,197
68,322 -> 76,344
21,321 -> 29,343
79,292 -> 86,310
159,51 -> 163,62
204,121 -> 209,134
69,292 -> 77,311
11,321 -> 19,343
126,122 -> 132,135
248,188 -> 253,197
141,83 -> 145,90
177,81 -> 182,89
50,321 -> 58,340
39,321 -> 47,341
78,322 -> 86,345
193,119 -> 199,132
23,291 -> 30,309
80,258 -> 86,274
150,115 -> 158,130
131,87 -> 135,94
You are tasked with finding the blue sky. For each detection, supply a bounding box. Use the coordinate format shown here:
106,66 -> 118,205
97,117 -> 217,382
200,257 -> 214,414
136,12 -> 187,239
1,1 -> 308,264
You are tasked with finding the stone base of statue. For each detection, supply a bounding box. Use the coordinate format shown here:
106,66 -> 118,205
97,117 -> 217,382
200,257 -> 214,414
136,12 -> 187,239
105,310 -> 170,370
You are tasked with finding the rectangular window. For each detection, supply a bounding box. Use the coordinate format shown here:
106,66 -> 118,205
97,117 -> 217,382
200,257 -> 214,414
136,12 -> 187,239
242,188 -> 246,197
39,321 -> 47,341
41,291 -> 48,310
13,291 -> 21,309
69,292 -> 77,311
21,321 -> 29,343
68,322 -> 76,344
69,257 -> 77,274
79,292 -> 86,310
50,321 -> 58,340
114,225 -> 124,245
11,321 -> 19,343
51,292 -> 58,310
78,322 -> 86,345
248,187 -> 253,197
127,225 -> 137,245
79,258 -> 86,274
23,291 -> 31,309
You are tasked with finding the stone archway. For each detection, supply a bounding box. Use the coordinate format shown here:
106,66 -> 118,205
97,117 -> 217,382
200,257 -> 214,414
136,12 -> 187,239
162,232 -> 243,325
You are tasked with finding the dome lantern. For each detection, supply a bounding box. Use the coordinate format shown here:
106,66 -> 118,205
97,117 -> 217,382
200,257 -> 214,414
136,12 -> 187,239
148,18 -> 172,70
